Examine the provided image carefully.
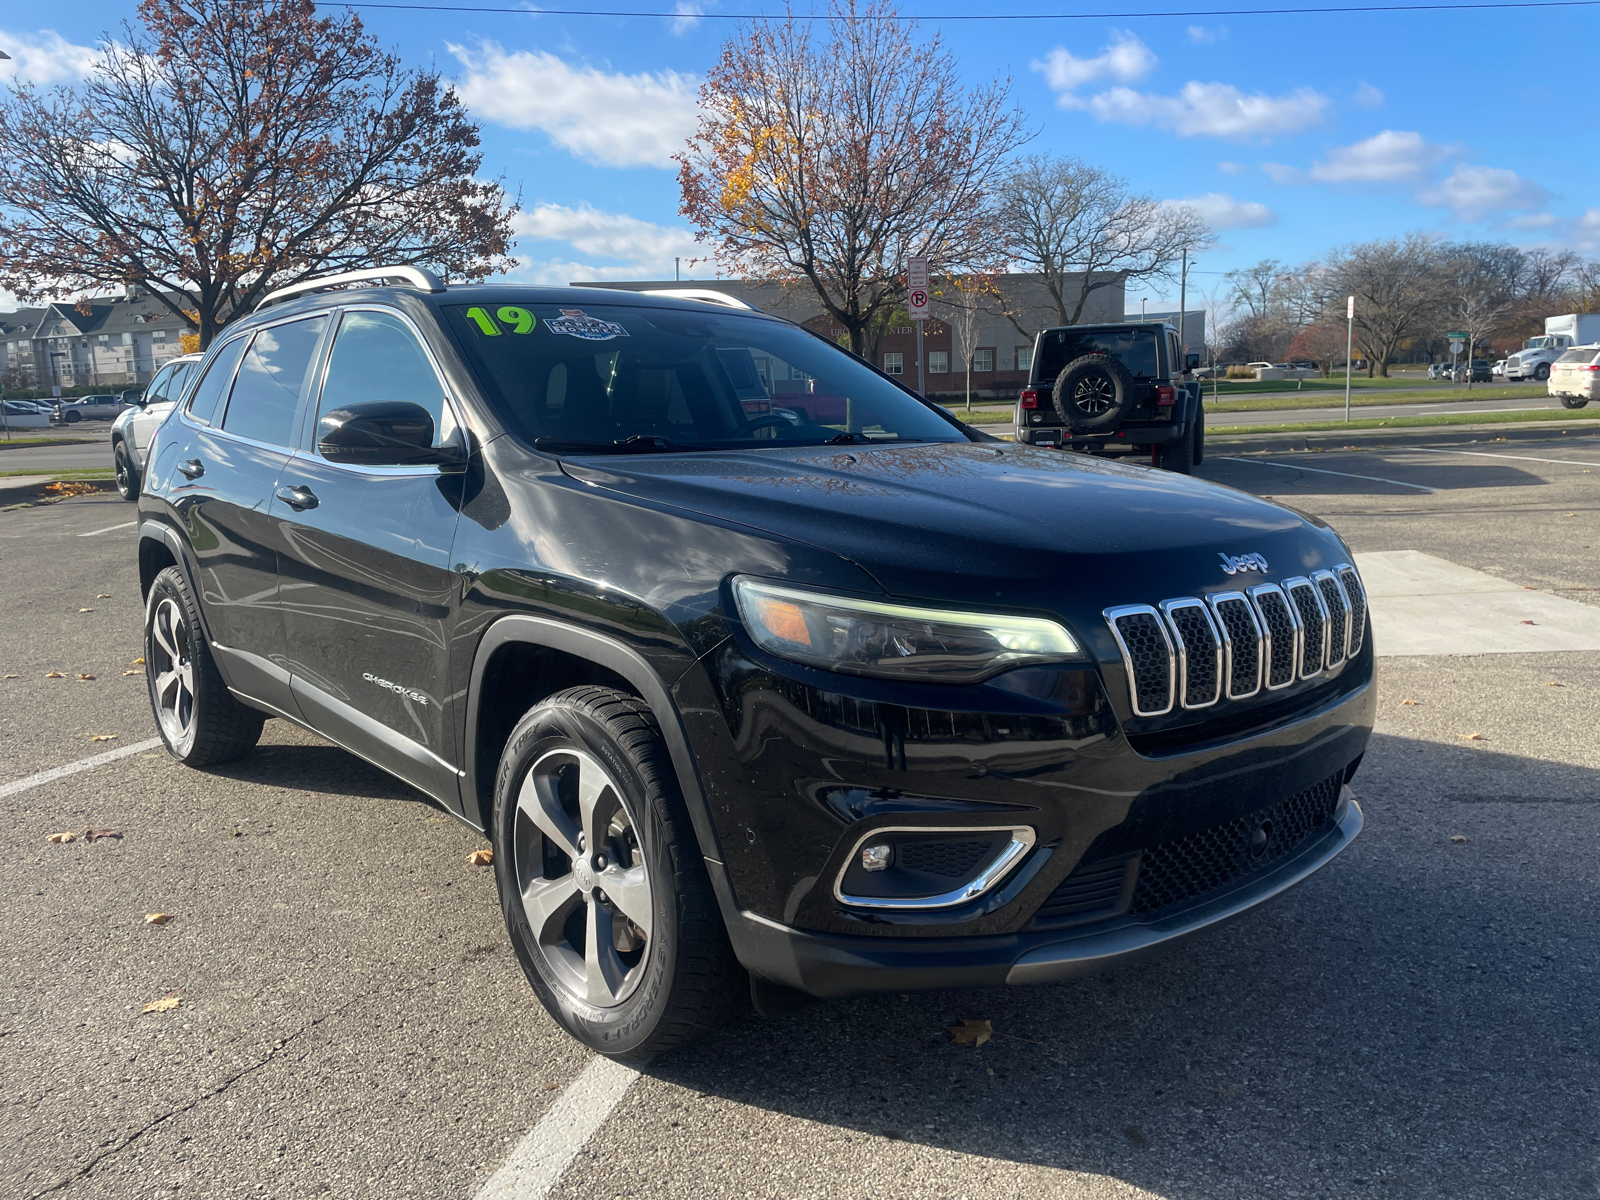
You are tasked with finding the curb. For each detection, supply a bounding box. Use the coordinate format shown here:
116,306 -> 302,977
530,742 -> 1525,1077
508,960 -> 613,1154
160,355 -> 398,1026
0,477 -> 118,509
1204,419 -> 1600,454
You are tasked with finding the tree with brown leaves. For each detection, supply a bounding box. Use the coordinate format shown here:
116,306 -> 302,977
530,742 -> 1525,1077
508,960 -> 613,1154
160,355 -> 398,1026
0,0 -> 517,347
676,0 -> 1027,358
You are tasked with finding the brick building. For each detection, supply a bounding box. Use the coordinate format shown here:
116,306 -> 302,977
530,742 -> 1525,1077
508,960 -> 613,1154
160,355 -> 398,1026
575,272 -> 1130,401
0,286 -> 193,391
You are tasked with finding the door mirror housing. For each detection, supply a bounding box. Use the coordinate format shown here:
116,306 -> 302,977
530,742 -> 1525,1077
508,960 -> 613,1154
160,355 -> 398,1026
317,401 -> 466,470
1184,352 -> 1201,372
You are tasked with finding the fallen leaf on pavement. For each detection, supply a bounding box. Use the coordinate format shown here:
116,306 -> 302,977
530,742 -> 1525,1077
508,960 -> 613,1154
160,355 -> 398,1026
1519,620 -> 1537,626
1124,1125 -> 1149,1149
76,673 -> 96,680
1462,732 -> 1486,741
540,1082 -> 558,1091
1400,698 -> 1419,706
96,593 -> 111,599
132,657 -> 145,665
47,830 -> 84,843
145,913 -> 174,925
1450,835 -> 1469,844
466,848 -> 494,866
1548,681 -> 1564,687
84,829 -> 121,842
3,674 -> 19,680
121,669 -> 142,676
141,994 -> 182,1014
77,608 -> 94,613
1522,586 -> 1537,590
947,1020 -> 993,1046
90,734 -> 117,742
1563,513 -> 1577,518
45,671 -> 65,678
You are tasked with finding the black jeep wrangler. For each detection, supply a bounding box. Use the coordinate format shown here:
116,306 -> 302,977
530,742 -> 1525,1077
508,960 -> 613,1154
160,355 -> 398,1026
136,269 -> 1371,1061
1015,321 -> 1205,472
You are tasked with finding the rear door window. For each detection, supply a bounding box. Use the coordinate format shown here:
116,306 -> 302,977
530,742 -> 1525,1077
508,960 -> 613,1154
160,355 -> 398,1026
220,316 -> 328,447
185,338 -> 250,426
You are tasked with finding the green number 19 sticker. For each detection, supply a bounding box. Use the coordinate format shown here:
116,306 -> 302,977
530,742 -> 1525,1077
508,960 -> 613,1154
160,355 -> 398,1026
465,306 -> 536,336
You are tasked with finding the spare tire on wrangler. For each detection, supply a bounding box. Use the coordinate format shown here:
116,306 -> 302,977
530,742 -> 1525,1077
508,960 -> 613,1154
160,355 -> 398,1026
1053,353 -> 1135,433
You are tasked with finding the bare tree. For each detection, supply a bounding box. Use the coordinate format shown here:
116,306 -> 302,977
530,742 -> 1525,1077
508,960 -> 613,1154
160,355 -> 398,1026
932,272 -> 998,411
0,0 -> 516,348
1323,234 -> 1443,377
997,155 -> 1210,333
677,0 -> 1027,357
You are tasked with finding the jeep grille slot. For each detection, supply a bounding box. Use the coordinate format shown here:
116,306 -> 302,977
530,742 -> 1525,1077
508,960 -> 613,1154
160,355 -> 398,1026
1285,578 -> 1327,677
1246,584 -> 1300,690
1314,570 -> 1351,668
1104,606 -> 1175,717
1208,592 -> 1263,699
1160,598 -> 1222,709
1338,564 -> 1367,657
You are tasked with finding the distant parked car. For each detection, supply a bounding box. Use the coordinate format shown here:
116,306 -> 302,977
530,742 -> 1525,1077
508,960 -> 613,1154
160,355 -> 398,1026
1492,359 -> 1507,379
1467,359 -> 1492,383
51,394 -> 127,424
1428,362 -> 1450,380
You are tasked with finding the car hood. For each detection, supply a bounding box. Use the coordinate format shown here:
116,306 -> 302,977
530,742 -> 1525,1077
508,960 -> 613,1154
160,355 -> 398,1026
559,441 -> 1349,618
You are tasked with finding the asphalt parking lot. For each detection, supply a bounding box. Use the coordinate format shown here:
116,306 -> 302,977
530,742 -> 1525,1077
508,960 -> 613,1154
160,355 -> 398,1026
3,434 -> 1598,1200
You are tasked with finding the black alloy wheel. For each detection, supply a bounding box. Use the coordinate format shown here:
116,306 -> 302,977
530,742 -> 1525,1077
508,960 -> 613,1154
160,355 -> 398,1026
144,567 -> 264,766
491,687 -> 742,1061
114,443 -> 139,501
1052,354 -> 1134,433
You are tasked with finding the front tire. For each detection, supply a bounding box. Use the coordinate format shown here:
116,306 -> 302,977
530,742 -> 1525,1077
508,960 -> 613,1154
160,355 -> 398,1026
144,567 -> 264,766
492,687 -> 742,1061
114,442 -> 139,501
1535,364 -> 1550,381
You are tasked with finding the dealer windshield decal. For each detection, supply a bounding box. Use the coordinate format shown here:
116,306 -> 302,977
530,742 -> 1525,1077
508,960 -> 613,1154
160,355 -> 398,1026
545,309 -> 630,341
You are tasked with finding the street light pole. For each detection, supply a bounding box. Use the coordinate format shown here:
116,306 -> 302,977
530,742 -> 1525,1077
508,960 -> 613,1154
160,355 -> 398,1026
1344,296 -> 1355,423
1177,250 -> 1190,366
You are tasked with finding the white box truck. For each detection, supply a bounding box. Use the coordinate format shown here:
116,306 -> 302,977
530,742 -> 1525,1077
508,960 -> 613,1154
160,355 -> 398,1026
1506,313 -> 1600,382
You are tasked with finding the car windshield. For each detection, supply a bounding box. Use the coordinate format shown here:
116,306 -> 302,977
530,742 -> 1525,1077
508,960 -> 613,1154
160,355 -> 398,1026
444,302 -> 966,452
1034,328 -> 1159,384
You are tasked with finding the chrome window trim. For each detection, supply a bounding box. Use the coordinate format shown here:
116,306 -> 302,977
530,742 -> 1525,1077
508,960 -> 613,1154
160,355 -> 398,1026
1159,597 -> 1222,710
1282,576 -> 1329,679
1206,590 -> 1264,700
1246,582 -> 1301,692
833,825 -> 1038,911
1312,569 -> 1352,670
1336,563 -> 1367,657
1103,603 -> 1176,717
303,303 -> 468,476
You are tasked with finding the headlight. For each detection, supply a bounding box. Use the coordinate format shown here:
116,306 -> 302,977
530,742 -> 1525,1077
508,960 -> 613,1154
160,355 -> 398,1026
732,577 -> 1082,684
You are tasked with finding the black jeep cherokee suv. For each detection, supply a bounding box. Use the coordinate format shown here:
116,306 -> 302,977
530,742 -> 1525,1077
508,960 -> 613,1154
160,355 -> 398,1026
1015,321 -> 1205,472
136,269 -> 1373,1061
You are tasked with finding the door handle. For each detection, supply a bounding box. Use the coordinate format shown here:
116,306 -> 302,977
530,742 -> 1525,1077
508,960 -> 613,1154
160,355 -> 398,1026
275,485 -> 319,512
177,458 -> 205,480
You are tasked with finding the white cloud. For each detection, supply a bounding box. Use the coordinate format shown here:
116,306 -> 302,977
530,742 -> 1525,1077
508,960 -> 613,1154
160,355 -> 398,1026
448,42 -> 699,169
1265,131 -> 1455,187
1504,213 -> 1559,230
515,203 -> 700,267
1032,33 -> 1157,94
1352,81 -> 1384,109
1418,163 -> 1551,222
669,1 -> 704,34
1164,191 -> 1279,231
1186,24 -> 1226,43
1572,209 -> 1600,252
1078,81 -> 1327,140
1217,161 -> 1246,176
0,28 -> 101,84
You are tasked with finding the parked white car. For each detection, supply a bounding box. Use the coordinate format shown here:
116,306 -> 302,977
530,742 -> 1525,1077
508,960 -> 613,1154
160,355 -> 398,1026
110,353 -> 203,500
1548,344 -> 1600,409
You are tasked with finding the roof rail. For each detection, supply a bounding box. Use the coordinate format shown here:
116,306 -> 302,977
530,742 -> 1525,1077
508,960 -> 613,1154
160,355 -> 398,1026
257,266 -> 446,310
635,288 -> 754,311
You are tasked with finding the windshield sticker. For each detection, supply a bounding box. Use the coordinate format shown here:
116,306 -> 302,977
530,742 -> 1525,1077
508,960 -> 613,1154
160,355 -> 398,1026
465,306 -> 536,336
546,309 -> 630,341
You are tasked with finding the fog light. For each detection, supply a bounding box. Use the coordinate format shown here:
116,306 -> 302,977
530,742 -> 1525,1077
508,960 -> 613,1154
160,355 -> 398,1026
861,844 -> 893,872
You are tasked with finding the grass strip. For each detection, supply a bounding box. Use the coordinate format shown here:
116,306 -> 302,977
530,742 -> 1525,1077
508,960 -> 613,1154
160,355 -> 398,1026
1208,407 -> 1600,437
0,437 -> 99,450
0,466 -> 114,479
1204,386 -> 1548,413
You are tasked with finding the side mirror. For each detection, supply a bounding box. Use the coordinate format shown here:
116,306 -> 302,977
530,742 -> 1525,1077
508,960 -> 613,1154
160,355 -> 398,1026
317,401 -> 465,470
1184,353 -> 1201,372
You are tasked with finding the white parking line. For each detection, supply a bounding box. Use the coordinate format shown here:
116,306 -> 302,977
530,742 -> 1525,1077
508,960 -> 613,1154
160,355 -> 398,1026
0,737 -> 163,800
1214,456 -> 1436,493
77,521 -> 136,537
475,1055 -> 639,1200
1405,446 -> 1600,469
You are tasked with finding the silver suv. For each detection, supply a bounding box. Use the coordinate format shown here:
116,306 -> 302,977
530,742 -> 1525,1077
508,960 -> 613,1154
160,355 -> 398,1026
110,354 -> 203,500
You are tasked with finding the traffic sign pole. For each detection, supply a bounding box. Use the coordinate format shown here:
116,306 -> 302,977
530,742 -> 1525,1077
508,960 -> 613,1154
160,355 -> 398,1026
907,256 -> 930,396
1344,296 -> 1354,422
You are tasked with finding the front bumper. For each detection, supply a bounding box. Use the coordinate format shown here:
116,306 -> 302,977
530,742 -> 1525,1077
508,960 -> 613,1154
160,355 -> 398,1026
715,789 -> 1361,997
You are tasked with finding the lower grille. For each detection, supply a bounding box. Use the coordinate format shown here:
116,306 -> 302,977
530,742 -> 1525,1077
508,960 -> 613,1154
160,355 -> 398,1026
1030,857 -> 1131,925
897,840 -> 993,877
1129,772 -> 1345,915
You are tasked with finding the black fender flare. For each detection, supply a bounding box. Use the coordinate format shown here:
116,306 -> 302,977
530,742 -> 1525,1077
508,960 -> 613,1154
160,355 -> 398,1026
463,614 -> 727,869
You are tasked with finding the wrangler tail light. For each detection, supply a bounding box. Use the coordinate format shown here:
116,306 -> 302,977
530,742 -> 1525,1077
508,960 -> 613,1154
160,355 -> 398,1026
1156,385 -> 1176,406
1019,388 -> 1039,410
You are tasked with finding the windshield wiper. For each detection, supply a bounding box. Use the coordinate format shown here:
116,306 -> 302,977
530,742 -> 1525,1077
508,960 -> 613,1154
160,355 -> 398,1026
534,435 -> 707,455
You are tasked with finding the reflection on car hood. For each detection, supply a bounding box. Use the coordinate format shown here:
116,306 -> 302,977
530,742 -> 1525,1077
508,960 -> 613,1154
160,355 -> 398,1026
560,441 -> 1345,610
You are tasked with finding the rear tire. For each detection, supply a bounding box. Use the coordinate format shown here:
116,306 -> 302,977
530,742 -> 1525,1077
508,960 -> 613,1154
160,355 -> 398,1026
491,686 -> 743,1061
1191,402 -> 1205,466
144,567 -> 264,766
114,442 -> 140,501
1156,426 -> 1195,474
1560,395 -> 1590,409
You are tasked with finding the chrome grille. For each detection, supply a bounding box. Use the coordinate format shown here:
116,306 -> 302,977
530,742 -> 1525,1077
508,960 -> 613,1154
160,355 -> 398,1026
1104,564 -> 1365,716
1161,599 -> 1222,709
1285,577 -> 1327,677
1208,592 -> 1263,699
1338,565 -> 1367,657
1248,583 -> 1300,690
1314,570 -> 1351,668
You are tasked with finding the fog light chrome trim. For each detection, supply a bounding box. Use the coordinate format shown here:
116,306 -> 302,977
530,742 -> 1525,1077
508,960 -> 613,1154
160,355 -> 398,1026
834,825 -> 1038,911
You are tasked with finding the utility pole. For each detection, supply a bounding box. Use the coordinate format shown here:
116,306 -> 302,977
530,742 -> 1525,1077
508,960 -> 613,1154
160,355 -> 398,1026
674,257 -> 680,282
1177,250 -> 1190,367
1140,297 -> 1147,320
1344,296 -> 1355,422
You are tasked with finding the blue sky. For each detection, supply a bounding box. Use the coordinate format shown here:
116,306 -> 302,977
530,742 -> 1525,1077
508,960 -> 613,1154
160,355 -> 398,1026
3,1 -> 1596,314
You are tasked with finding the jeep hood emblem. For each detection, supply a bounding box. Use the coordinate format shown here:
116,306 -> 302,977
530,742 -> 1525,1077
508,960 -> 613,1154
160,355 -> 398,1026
1219,551 -> 1269,575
